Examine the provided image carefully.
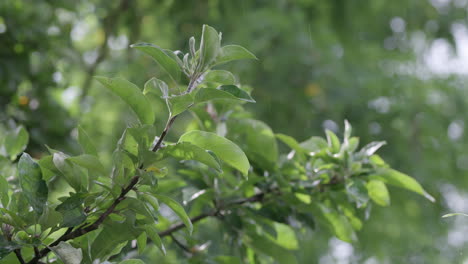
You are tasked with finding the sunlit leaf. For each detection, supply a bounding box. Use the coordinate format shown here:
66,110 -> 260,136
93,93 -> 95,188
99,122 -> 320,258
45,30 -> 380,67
366,180 -> 390,206
179,130 -> 250,176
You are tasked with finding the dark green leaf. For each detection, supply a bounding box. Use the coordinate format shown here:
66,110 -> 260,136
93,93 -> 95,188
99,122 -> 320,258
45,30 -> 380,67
55,194 -> 86,227
0,236 -> 20,259
18,153 -> 48,215
95,76 -> 155,124
179,130 -> 250,176
53,152 -> 86,191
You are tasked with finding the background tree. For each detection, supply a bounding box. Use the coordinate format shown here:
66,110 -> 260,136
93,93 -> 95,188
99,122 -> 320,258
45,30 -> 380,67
1,0 -> 467,263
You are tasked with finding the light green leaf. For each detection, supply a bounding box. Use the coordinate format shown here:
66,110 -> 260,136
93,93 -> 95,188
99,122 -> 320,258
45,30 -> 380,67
53,152 -> 85,191
18,153 -> 48,215
163,142 -> 221,171
275,133 -> 304,153
67,154 -> 106,176
227,119 -> 277,171
119,260 -> 145,264
179,130 -> 250,176
137,232 -> 147,255
95,76 -> 155,124
51,242 -> 82,264
244,232 -> 297,264
143,77 -> 168,97
214,45 -> 257,66
0,175 -> 9,207
369,169 -> 435,202
195,85 -> 255,103
315,203 -> 356,243
145,224 -> 166,255
131,43 -> 181,83
167,93 -> 194,116
204,70 -> 236,85
325,130 -> 341,153
4,126 -> 29,158
199,25 -> 221,69
366,180 -> 390,206
154,194 -> 193,234
273,222 -> 298,250
78,126 -> 98,156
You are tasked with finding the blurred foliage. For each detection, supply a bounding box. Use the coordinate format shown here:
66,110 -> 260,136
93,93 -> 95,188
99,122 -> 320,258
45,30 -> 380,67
1,0 -> 468,263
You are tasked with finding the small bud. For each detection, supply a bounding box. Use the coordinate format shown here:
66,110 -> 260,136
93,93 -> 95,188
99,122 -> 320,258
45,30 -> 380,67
189,36 -> 196,58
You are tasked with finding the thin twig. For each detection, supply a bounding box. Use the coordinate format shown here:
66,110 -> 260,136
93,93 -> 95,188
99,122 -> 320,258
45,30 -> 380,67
14,249 -> 25,264
170,234 -> 192,254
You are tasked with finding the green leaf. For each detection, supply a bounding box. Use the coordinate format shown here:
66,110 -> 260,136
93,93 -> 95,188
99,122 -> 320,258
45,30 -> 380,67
0,175 -> 9,207
55,194 -> 86,227
214,45 -> 257,66
204,70 -> 236,85
67,154 -> 106,176
366,180 -> 390,206
18,153 -> 48,215
78,126 -> 98,156
145,224 -> 166,255
325,130 -> 341,153
119,260 -> 145,264
154,194 -> 193,234
163,142 -> 221,171
167,93 -> 194,116
227,119 -> 278,171
141,193 -> 160,212
369,169 -> 435,202
199,25 -> 221,69
4,126 -> 29,158
179,130 -> 250,176
244,232 -> 297,264
53,152 -> 86,191
314,203 -> 356,243
213,256 -> 243,264
195,85 -> 255,103
275,133 -> 304,153
273,222 -> 298,250
143,77 -> 168,97
131,43 -> 181,83
51,241 -> 82,264
95,76 -> 155,124
345,179 -> 369,208
136,232 -> 147,255
0,236 -> 20,259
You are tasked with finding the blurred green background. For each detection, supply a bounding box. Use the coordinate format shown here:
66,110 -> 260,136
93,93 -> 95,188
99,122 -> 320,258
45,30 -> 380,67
2,0 -> 468,263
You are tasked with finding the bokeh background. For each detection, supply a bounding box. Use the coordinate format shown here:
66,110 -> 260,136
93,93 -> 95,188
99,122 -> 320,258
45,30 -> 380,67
2,0 -> 468,263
